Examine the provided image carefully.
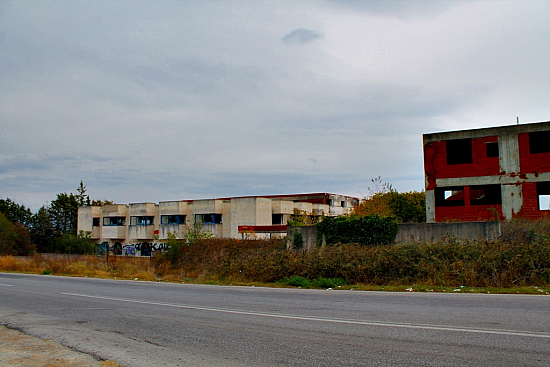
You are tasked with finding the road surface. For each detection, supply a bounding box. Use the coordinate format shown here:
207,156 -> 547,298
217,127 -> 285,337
0,272 -> 549,366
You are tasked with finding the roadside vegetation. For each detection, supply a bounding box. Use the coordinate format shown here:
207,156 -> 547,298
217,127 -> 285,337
0,218 -> 549,294
1,178 -> 549,294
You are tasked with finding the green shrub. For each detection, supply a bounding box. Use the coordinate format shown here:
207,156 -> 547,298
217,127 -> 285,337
316,215 -> 398,246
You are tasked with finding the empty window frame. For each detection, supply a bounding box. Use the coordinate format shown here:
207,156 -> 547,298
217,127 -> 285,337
103,217 -> 125,226
195,214 -> 222,224
435,186 -> 465,207
112,242 -> 123,255
470,184 -> 502,205
327,199 -> 333,206
486,142 -> 499,157
161,215 -> 186,225
537,181 -> 550,210
92,217 -> 100,227
446,138 -> 473,165
130,216 -> 154,225
272,214 -> 284,225
529,131 -> 550,154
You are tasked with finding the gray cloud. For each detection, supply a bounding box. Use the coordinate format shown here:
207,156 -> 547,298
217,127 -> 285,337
282,28 -> 323,44
1,0 -> 549,211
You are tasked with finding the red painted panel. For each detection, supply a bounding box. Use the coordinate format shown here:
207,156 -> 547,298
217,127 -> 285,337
518,133 -> 550,174
424,136 -> 499,182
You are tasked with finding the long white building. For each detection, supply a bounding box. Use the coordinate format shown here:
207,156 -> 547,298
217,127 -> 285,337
77,193 -> 358,256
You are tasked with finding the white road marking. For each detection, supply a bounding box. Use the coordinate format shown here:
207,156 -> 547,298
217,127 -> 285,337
62,292 -> 550,339
0,284 -> 12,287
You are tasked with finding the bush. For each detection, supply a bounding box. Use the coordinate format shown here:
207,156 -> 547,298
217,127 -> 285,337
316,215 -> 398,246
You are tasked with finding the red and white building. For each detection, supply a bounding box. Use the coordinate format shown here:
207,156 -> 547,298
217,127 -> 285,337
423,121 -> 550,222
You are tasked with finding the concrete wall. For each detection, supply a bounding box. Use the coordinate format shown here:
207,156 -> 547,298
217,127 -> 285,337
287,222 -> 501,250
395,222 -> 501,243
286,226 -> 320,251
158,201 -> 190,239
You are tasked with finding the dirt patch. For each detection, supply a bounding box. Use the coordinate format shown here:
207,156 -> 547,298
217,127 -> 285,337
0,325 -> 119,367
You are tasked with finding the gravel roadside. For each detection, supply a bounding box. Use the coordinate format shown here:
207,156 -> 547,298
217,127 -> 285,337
0,325 -> 119,367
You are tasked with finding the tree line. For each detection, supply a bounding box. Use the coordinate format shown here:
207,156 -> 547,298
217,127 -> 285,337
0,182 -> 112,255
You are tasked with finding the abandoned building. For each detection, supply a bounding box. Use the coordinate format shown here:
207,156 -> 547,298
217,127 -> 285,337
424,120 -> 550,222
77,193 -> 358,256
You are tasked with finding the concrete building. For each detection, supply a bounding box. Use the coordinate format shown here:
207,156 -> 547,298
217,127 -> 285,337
423,121 -> 550,222
78,193 -> 358,256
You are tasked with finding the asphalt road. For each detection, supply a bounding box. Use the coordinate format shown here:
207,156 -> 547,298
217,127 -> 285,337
0,272 -> 549,366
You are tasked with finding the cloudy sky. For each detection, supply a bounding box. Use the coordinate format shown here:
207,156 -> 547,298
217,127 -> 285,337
1,0 -> 550,211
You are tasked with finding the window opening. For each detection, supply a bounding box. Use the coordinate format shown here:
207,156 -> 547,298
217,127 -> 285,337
435,187 -> 465,207
161,215 -> 186,225
272,214 -> 283,225
327,199 -> 333,206
341,201 -> 346,207
103,217 -> 125,226
195,214 -> 222,224
92,217 -> 100,227
486,142 -> 499,157
537,181 -> 550,210
130,216 -> 154,225
446,138 -> 473,165
470,184 -> 502,205
529,131 -> 550,154
141,242 -> 151,257
112,242 -> 122,255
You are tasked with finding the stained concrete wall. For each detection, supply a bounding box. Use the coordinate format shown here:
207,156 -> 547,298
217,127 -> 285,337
395,222 -> 501,243
287,221 -> 501,250
286,226 -> 321,251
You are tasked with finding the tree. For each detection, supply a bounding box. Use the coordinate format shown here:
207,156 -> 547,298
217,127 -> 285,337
0,213 -> 35,255
353,177 -> 426,223
49,193 -> 79,235
0,198 -> 33,228
76,181 -> 91,206
30,206 -> 55,253
59,231 -> 95,254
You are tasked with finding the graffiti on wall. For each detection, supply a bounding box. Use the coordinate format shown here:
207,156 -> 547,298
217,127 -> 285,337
123,244 -> 135,256
95,242 -> 167,257
95,242 -> 109,255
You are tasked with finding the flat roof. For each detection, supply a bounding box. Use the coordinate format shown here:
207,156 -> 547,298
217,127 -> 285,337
423,120 -> 550,143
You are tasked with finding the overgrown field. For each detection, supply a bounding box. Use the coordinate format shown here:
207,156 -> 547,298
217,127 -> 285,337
1,219 -> 549,293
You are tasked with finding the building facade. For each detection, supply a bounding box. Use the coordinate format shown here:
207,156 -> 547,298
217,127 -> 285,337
78,193 -> 358,256
423,121 -> 550,222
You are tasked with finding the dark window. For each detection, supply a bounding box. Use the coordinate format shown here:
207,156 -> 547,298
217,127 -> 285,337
435,187 -> 465,207
92,217 -> 100,227
140,242 -> 151,257
112,242 -> 122,255
161,215 -> 186,225
103,217 -> 125,226
537,181 -> 550,210
130,216 -> 154,225
446,138 -> 473,165
327,199 -> 333,206
486,142 -> 499,157
195,214 -> 222,224
272,214 -> 283,225
341,201 -> 346,207
529,131 -> 550,154
470,184 -> 502,205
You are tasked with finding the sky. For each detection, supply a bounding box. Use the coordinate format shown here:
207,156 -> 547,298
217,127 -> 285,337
1,0 -> 550,211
